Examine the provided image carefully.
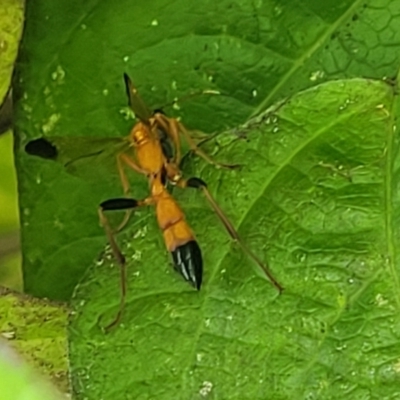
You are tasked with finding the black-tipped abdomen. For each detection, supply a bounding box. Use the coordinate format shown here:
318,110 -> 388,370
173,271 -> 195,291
171,240 -> 202,290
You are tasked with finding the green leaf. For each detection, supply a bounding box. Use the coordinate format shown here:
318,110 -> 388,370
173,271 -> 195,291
0,0 -> 24,104
0,287 -> 69,395
15,0 -> 400,299
0,341 -> 63,400
69,78 -> 400,399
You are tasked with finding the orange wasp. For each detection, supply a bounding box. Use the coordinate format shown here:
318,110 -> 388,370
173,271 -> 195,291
26,74 -> 283,329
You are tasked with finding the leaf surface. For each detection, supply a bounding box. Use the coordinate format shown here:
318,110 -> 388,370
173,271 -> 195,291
0,287 -> 69,394
69,78 -> 400,399
15,0 -> 400,299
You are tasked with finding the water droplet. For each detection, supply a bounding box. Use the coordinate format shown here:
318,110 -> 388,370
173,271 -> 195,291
102,89 -> 109,96
151,19 -> 158,26
123,56 -> 129,62
252,89 -> 257,97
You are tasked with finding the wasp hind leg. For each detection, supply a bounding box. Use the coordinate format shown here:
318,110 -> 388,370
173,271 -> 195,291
98,197 -> 141,332
179,177 -> 284,293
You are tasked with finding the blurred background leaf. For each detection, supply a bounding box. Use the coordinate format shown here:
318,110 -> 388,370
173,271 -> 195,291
0,287 -> 69,394
0,0 -> 24,290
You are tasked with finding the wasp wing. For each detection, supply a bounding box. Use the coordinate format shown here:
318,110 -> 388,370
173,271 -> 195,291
25,136 -> 131,182
123,73 -> 153,124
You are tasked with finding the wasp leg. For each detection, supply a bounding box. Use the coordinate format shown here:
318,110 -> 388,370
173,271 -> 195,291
114,153 -> 147,233
154,114 -> 239,169
179,177 -> 284,293
98,198 -> 141,332
153,113 -> 182,165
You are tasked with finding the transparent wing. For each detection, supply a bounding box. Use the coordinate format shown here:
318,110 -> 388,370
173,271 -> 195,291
123,73 -> 153,123
25,136 -> 131,182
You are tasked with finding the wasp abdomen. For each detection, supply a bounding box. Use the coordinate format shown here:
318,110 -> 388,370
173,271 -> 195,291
171,240 -> 202,290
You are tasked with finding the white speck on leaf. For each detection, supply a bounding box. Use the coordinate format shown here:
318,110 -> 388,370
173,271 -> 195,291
310,70 -> 324,81
51,65 -> 65,83
199,381 -> 213,397
375,293 -> 388,307
42,113 -> 61,134
2,331 -> 16,340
